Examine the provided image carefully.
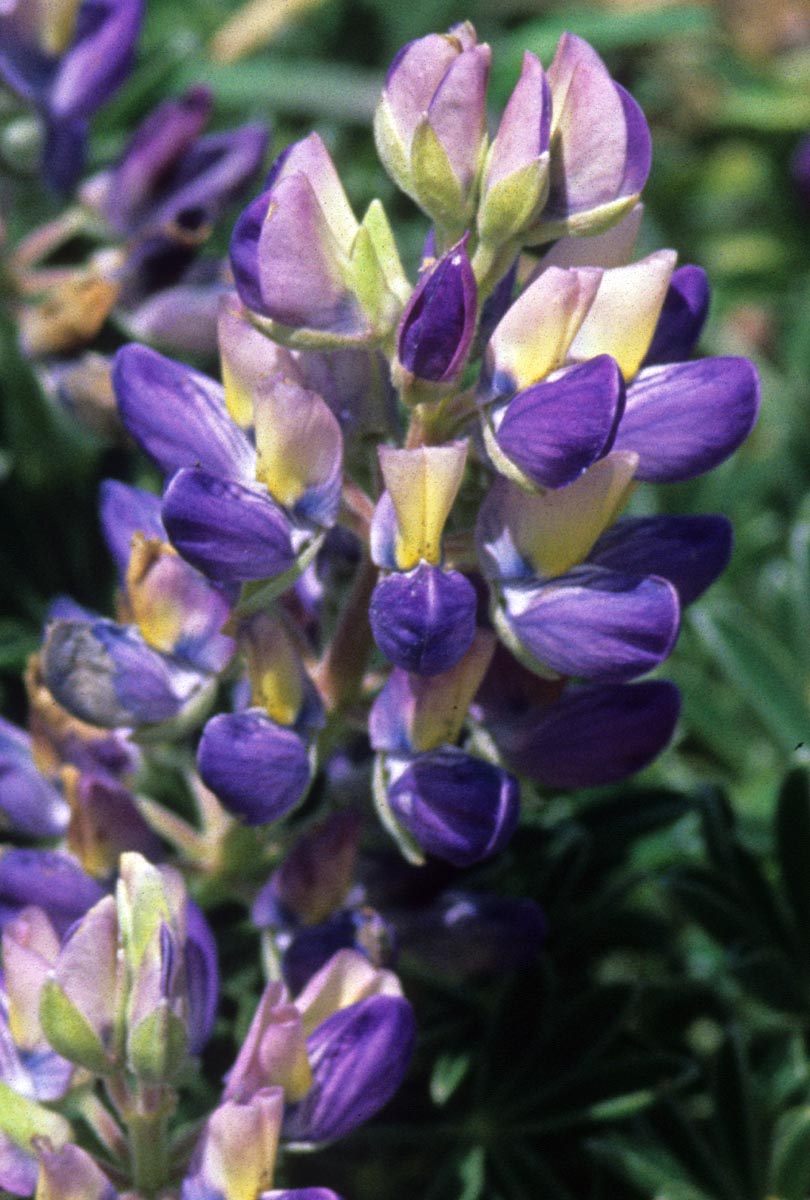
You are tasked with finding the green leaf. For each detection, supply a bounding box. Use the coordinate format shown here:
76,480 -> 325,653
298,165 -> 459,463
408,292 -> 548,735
430,1052 -> 471,1106
692,607 -> 809,754
591,1134 -> 717,1200
770,1105 -> 810,1200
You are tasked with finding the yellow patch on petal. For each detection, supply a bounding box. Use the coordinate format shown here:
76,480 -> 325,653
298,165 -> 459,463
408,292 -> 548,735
409,630 -> 496,753
221,356 -> 256,429
567,249 -> 677,380
125,534 -> 186,654
39,0 -> 82,55
296,949 -> 402,1038
486,265 -> 603,394
510,451 -> 639,579
241,613 -> 304,727
253,376 -> 341,511
379,441 -> 468,570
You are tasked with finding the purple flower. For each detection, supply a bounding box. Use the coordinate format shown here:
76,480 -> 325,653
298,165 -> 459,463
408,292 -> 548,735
396,235 -> 477,393
0,0 -> 143,192
197,710 -> 311,826
386,747 -> 520,868
369,564 -> 477,677
374,24 -> 491,232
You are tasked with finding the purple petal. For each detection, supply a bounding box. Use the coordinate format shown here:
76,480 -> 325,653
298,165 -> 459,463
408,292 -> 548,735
284,994 -> 415,1143
495,680 -> 681,789
197,710 -> 310,825
264,1191 -> 344,1200
589,514 -> 732,606
485,51 -> 551,187
48,0 -> 143,122
185,900 -> 219,1054
0,1133 -> 38,1197
546,34 -> 649,219
369,565 -> 477,677
162,468 -> 295,583
642,264 -> 710,367
113,344 -> 255,480
0,718 -> 70,837
495,355 -> 625,488
615,83 -> 652,198
426,41 -> 490,192
231,175 -> 362,334
398,235 -> 477,383
99,479 -> 165,579
614,357 -> 760,482
41,114 -> 87,193
103,86 -> 213,231
0,849 -> 104,934
42,618 -> 208,727
148,123 -> 268,233
387,747 -> 520,867
502,565 -> 680,682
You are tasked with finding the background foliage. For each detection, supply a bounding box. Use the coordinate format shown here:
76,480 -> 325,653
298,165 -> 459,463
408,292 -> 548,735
2,0 -> 810,1195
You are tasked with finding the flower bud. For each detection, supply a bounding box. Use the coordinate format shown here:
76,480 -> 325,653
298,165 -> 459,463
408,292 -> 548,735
374,25 -> 490,233
394,236 -> 477,406
369,563 -> 477,676
477,51 -> 551,246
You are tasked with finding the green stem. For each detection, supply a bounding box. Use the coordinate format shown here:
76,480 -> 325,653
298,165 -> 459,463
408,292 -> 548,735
127,1086 -> 173,1197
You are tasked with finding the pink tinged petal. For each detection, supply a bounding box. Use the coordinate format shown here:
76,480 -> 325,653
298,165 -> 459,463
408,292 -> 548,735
3,908 -> 60,1051
425,42 -> 490,190
642,264 -> 711,367
502,565 -> 680,682
48,0 -> 143,121
45,893 -> 121,1065
113,345 -> 255,481
497,680 -> 681,788
485,52 -> 551,189
382,34 -> 463,146
494,355 -> 625,489
103,85 -> 212,232
197,710 -> 310,826
162,468 -> 295,583
0,1132 -> 38,1196
283,994 -> 416,1143
256,174 -> 362,333
253,377 -> 343,526
397,235 -> 477,383
265,133 -> 358,250
41,619 -> 209,728
589,515 -> 733,606
369,564 -> 477,676
123,280 -> 226,360
545,33 -> 649,219
614,356 -> 760,482
566,250 -> 677,380
99,480 -> 164,580
223,981 -> 288,1101
539,202 -> 643,270
386,747 -> 520,868
36,1142 -> 117,1200
483,265 -> 603,398
182,1088 -> 284,1200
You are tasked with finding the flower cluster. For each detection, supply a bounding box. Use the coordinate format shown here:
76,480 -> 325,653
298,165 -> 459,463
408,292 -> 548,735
0,18 -> 759,1200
